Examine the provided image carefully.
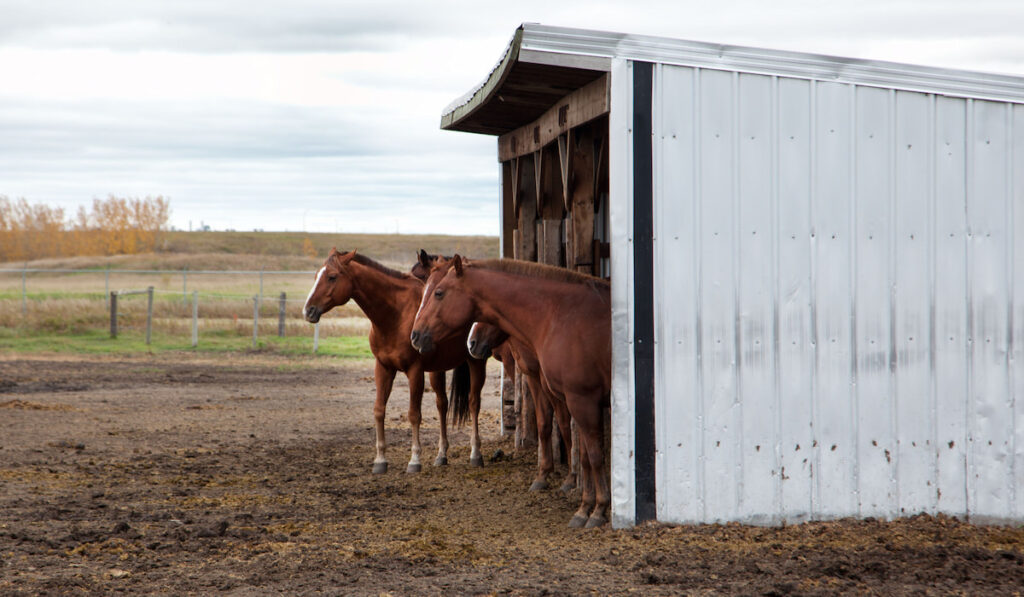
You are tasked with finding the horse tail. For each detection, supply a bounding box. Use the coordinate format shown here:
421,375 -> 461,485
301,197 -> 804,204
448,361 -> 471,427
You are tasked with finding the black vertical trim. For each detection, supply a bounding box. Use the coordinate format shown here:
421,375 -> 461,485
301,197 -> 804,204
633,61 -> 657,523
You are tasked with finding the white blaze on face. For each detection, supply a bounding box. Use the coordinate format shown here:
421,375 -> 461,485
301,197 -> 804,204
415,278 -> 432,322
467,322 -> 479,353
304,267 -> 326,312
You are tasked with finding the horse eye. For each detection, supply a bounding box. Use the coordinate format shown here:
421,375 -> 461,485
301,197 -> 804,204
434,289 -> 444,299
327,275 -> 337,283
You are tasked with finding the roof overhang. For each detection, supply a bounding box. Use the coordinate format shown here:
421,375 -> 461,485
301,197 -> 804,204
439,25 -> 610,137
442,24 -> 1024,140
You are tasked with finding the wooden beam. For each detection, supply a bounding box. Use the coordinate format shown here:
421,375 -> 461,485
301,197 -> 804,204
498,74 -> 609,162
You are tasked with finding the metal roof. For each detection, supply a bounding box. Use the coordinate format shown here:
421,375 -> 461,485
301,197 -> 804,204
441,24 -> 1024,136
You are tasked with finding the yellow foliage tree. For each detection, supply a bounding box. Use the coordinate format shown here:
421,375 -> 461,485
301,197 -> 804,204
0,195 -> 170,262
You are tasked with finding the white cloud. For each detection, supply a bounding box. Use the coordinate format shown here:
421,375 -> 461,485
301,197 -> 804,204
2,1 -> 1024,237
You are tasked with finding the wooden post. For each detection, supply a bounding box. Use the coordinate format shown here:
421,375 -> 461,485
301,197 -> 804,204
501,161 -> 515,259
537,144 -> 565,463
278,292 -> 287,337
568,124 -> 597,275
109,292 -> 118,338
191,290 -> 198,347
313,322 -> 320,353
145,286 -> 154,345
252,295 -> 259,348
537,145 -> 565,268
512,154 -> 538,451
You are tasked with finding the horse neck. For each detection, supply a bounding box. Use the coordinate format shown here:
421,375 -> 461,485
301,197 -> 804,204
464,268 -> 574,349
346,261 -> 418,329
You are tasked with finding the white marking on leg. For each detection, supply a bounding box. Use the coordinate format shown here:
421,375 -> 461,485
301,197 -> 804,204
467,322 -> 479,352
470,418 -> 481,461
304,267 -> 326,312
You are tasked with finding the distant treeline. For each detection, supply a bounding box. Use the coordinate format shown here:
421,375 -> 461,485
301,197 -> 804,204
0,195 -> 170,262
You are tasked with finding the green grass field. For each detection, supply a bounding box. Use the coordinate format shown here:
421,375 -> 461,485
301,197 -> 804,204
0,230 -> 497,358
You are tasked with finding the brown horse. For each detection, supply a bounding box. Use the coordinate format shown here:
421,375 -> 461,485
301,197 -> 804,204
413,251 -> 574,494
303,249 -> 486,474
468,321 -> 576,493
411,256 -> 611,528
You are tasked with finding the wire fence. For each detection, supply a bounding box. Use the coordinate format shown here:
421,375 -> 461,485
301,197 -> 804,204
0,267 -> 365,352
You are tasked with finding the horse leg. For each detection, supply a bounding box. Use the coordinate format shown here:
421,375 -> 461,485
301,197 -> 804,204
550,396 -> 576,493
467,358 -> 486,468
568,394 -> 609,528
527,374 -> 554,491
372,360 -> 397,474
568,441 -> 595,528
405,365 -> 425,473
428,370 -> 449,466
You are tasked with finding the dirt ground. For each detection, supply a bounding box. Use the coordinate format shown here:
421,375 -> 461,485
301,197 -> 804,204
1,353 -> 1023,596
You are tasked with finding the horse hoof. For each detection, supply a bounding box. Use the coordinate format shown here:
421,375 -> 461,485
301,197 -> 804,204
372,462 -> 388,475
433,456 -> 448,467
560,479 -> 576,494
568,514 -> 589,529
406,463 -> 422,473
470,455 -> 484,468
529,480 -> 549,492
585,514 -> 608,529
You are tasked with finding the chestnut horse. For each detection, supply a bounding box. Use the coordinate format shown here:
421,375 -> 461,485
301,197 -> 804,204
411,256 -> 611,528
468,321 -> 576,493
303,249 -> 486,474
413,251 -> 574,493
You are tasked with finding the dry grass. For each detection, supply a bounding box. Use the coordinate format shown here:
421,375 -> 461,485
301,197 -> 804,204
0,230 -> 497,342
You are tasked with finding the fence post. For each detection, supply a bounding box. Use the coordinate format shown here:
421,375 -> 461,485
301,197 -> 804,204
278,292 -> 286,337
21,264 -> 27,316
252,295 -> 259,349
146,286 -> 154,345
110,292 -> 118,338
313,322 -> 319,353
191,290 -> 198,348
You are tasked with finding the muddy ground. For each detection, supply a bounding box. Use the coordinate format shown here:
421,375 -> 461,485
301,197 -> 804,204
1,353 -> 1022,596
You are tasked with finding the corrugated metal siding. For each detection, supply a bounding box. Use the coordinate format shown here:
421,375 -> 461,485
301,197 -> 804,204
647,63 -> 1023,525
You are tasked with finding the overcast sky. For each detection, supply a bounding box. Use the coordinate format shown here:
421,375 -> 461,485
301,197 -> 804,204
2,1 -> 1024,235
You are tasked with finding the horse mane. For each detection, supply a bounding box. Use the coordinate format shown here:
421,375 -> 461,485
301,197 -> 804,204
348,252 -> 413,281
469,258 -> 609,288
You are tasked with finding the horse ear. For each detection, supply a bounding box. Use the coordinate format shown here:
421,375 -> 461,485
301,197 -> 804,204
452,254 -> 464,277
336,250 -> 357,265
418,249 -> 430,268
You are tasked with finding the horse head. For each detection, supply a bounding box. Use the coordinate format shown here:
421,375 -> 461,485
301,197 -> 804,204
303,248 -> 357,323
466,321 -> 508,360
409,249 -> 451,282
410,254 -> 474,354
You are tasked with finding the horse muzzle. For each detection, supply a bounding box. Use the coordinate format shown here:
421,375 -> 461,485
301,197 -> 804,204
304,305 -> 322,324
410,329 -> 435,354
467,338 -> 491,360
